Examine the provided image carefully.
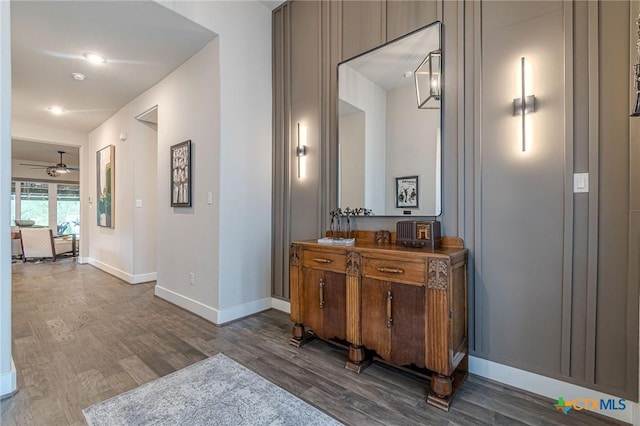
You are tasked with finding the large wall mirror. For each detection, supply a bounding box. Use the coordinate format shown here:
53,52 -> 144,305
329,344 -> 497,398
338,22 -> 442,216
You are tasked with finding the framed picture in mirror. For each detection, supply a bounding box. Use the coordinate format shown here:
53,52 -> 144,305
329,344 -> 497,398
395,175 -> 419,209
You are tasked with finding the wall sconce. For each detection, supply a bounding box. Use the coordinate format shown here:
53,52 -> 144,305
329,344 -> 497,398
296,123 -> 308,179
415,49 -> 441,109
631,13 -> 640,116
513,56 -> 536,152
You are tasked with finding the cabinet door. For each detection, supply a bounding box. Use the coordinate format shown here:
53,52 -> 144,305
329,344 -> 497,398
302,268 -> 347,341
389,282 -> 426,368
386,1 -> 437,42
341,0 -> 386,61
362,278 -> 426,367
361,277 -> 391,359
302,267 -> 324,337
322,271 -> 347,341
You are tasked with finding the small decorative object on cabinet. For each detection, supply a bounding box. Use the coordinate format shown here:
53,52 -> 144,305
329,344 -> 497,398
396,220 -> 441,249
289,231 -> 468,411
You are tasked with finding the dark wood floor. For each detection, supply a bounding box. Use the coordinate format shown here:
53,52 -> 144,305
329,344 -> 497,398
1,260 -> 625,426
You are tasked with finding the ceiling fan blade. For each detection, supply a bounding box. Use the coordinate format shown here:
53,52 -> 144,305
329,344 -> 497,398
20,163 -> 48,168
67,167 -> 80,171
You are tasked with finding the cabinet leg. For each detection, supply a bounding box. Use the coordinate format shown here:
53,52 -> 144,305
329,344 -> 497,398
427,374 -> 453,411
289,323 -> 314,347
345,345 -> 370,373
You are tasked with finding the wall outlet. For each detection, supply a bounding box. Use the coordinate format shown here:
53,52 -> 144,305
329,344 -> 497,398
136,199 -> 143,208
189,272 -> 195,285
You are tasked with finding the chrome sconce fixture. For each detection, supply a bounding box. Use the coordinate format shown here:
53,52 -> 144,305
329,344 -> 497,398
513,57 -> 536,152
296,123 -> 308,179
631,13 -> 640,117
415,49 -> 441,109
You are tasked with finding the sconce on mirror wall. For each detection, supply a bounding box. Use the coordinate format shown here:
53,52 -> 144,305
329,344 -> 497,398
296,123 -> 308,179
513,56 -> 536,152
632,12 -> 640,117
415,49 -> 441,109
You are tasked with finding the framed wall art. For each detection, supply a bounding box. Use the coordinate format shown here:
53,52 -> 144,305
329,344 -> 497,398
395,175 -> 419,209
171,140 -> 192,207
96,145 -> 115,228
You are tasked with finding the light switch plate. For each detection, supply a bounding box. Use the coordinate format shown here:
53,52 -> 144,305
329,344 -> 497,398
207,192 -> 213,205
136,199 -> 143,208
574,173 -> 589,193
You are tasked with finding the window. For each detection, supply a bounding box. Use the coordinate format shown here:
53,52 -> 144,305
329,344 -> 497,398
10,181 -> 16,225
57,185 -> 80,236
20,182 -> 49,227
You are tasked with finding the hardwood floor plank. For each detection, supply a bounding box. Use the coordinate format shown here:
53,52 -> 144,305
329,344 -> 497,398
118,355 -> 160,386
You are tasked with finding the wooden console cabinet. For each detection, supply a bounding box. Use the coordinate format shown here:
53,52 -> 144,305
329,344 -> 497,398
289,233 -> 468,410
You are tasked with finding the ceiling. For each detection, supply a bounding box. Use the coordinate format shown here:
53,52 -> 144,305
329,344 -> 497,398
342,23 -> 440,92
12,139 -> 79,166
11,0 -> 217,136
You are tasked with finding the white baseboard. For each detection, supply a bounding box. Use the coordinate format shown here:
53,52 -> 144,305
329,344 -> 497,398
77,256 -> 89,264
0,358 -> 16,397
87,258 -> 156,284
217,297 -> 272,324
271,298 -> 290,314
469,356 -> 637,424
155,285 -> 219,323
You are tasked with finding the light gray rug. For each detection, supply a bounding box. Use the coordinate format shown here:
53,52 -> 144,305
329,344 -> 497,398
83,353 -> 342,426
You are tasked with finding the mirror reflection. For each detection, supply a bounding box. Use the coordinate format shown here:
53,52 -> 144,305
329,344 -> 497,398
338,22 -> 442,216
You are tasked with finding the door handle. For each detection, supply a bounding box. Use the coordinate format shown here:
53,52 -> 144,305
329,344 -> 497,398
378,267 -> 404,274
319,278 -> 325,309
387,290 -> 393,328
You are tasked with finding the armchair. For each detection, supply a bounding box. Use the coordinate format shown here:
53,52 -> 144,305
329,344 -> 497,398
19,228 -> 76,262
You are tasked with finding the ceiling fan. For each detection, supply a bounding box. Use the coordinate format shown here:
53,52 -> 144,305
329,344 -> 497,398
20,151 -> 79,177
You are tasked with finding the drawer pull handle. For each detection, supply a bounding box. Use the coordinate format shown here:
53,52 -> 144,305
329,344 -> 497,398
313,258 -> 332,264
378,267 -> 404,274
319,278 -> 325,309
387,291 -> 393,328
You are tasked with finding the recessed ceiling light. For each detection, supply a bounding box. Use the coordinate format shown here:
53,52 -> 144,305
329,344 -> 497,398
403,71 -> 413,78
48,106 -> 66,115
84,53 -> 107,64
72,72 -> 86,81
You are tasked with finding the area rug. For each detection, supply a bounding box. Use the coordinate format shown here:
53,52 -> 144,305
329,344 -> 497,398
83,353 -> 342,426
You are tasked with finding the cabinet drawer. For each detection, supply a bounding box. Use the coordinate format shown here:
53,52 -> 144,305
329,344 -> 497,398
362,257 -> 425,285
302,250 -> 346,272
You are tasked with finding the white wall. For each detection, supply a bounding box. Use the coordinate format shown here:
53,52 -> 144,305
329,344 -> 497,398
339,111 -> 365,208
338,63 -> 386,213
133,122 -> 157,277
152,38 -> 221,314
0,0 -> 15,397
385,83 -> 440,215
158,1 -> 272,322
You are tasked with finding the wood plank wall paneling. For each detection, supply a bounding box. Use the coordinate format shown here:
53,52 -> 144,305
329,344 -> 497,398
271,0 -> 639,401
570,0 -> 589,382
341,1 -> 386,61
595,0 -> 633,396
628,0 -> 640,403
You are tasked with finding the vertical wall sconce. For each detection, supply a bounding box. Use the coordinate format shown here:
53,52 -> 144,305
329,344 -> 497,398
296,123 -> 308,179
513,57 -> 536,152
415,49 -> 441,109
631,13 -> 640,116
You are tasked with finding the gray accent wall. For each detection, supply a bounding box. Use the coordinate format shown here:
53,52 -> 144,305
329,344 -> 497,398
272,0 -> 639,401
